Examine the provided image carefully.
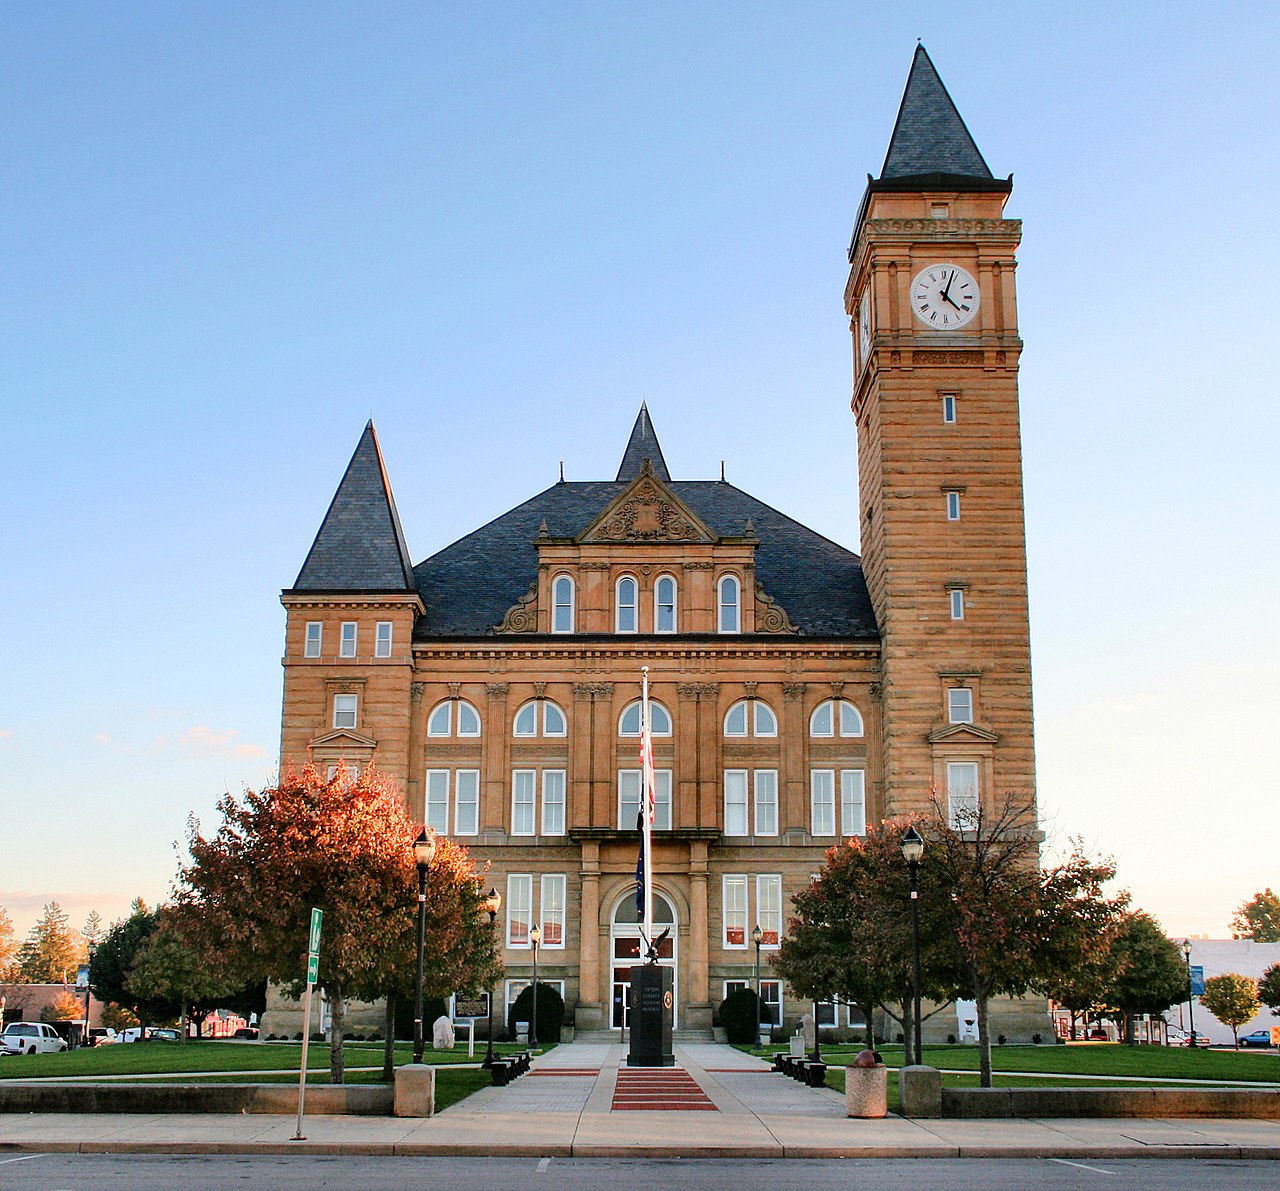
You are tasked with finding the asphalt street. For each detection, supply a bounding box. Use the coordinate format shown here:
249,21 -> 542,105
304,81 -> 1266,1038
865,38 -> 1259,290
0,1155 -> 1276,1190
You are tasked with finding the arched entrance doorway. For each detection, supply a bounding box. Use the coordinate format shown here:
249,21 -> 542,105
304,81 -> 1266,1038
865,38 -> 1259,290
610,890 -> 677,1029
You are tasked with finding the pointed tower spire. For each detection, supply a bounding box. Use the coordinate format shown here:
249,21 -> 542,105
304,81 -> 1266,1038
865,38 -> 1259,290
880,44 -> 993,181
292,421 -> 416,591
615,401 -> 671,482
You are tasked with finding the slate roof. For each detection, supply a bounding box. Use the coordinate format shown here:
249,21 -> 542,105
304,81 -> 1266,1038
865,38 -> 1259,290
616,401 -> 671,482
880,44 -> 993,181
412,411 -> 878,640
290,421 -> 417,592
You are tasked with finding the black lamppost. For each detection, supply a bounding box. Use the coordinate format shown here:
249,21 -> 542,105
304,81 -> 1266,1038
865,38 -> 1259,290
529,924 -> 541,1048
83,944 -> 96,1047
811,999 -> 822,1062
480,887 -> 502,1069
901,824 -> 925,1066
1183,939 -> 1197,1047
752,924 -> 763,1048
412,827 -> 437,1064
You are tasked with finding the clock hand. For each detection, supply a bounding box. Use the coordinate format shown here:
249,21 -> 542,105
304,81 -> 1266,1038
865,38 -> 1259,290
941,269 -> 955,301
941,290 -> 962,311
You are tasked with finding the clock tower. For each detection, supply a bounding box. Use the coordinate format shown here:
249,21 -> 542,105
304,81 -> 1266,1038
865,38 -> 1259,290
848,45 -> 1036,824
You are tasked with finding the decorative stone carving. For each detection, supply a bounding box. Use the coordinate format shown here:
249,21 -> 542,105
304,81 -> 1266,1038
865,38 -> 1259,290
914,350 -> 980,366
783,682 -> 807,702
865,218 -> 1020,236
409,683 -> 424,704
486,683 -> 509,698
743,682 -> 758,698
829,681 -> 846,698
585,473 -> 712,543
496,583 -> 538,634
677,682 -> 719,700
754,583 -> 800,634
533,682 -> 547,698
574,682 -> 614,700
580,561 -> 612,570
682,561 -> 714,570
447,683 -> 462,698
869,682 -> 882,698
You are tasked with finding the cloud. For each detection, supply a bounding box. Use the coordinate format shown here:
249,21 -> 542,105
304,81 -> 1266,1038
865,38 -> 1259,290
0,729 -> 12,742
179,725 -> 267,761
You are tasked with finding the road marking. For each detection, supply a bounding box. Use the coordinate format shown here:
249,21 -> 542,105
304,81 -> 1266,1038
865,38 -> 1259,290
537,1157 -> 551,1172
1047,1158 -> 1116,1175
0,1155 -> 44,1166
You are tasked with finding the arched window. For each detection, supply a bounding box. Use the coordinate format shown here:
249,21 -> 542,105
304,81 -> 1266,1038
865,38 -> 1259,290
513,699 -> 568,738
427,699 -> 482,738
616,575 -> 638,633
718,574 -> 740,634
619,699 -> 672,736
654,574 -> 677,634
724,699 -> 778,737
552,574 -> 575,633
809,699 -> 864,738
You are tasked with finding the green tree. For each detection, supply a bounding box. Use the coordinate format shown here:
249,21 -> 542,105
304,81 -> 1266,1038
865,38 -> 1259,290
0,905 -> 19,982
18,901 -> 84,983
927,800 -> 1124,1085
175,762 -> 501,1083
81,910 -> 105,950
1259,963 -> 1280,1012
1200,973 -> 1261,1048
1231,890 -> 1280,942
126,907 -> 240,1039
89,901 -> 174,1026
1101,910 -> 1187,1043
1042,912 -> 1126,1040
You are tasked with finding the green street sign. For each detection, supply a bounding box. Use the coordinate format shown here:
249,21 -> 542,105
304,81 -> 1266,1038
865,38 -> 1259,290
306,953 -> 319,985
308,908 -> 323,957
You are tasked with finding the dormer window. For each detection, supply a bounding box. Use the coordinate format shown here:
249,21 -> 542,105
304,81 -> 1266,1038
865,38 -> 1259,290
655,574 -> 677,633
616,576 -> 638,633
552,575 -> 575,633
718,575 -> 740,634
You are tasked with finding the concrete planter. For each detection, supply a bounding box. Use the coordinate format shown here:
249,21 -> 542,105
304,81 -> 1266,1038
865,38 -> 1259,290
845,1064 -> 888,1118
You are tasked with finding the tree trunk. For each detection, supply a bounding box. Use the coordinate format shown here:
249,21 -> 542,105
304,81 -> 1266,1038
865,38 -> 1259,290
1125,1013 -> 1135,1045
328,985 -> 346,1085
858,1002 -> 874,1049
899,997 -> 914,1062
1069,1012 -> 1078,1041
976,989 -> 993,1087
381,993 -> 396,1082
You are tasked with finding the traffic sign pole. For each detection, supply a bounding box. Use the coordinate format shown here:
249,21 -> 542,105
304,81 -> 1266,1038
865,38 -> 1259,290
292,908 -> 323,1142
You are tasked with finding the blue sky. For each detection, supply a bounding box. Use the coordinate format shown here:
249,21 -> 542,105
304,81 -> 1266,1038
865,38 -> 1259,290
2,2 -> 1276,941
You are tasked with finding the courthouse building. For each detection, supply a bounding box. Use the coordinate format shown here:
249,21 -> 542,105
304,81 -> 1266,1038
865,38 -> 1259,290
275,46 -> 1041,1037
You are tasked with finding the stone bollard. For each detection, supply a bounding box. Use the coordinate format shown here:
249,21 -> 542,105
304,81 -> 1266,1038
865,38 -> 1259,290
845,1049 -> 888,1118
394,1063 -> 436,1117
898,1064 -> 942,1118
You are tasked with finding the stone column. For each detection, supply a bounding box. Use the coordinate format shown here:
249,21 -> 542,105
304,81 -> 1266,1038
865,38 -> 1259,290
782,682 -> 807,833
687,840 -> 711,1030
576,841 -> 604,1030
485,683 -> 509,832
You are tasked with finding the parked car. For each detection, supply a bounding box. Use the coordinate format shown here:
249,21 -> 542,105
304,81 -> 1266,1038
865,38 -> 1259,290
232,1027 -> 260,1040
147,1028 -> 181,1041
87,1027 -> 118,1047
1,1022 -> 69,1055
1237,1030 -> 1274,1049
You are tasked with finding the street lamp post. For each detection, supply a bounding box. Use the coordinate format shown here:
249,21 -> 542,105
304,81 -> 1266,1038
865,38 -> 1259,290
83,944 -> 96,1047
412,827 -> 437,1064
752,924 -> 763,1048
480,887 -> 502,1069
1183,939 -> 1197,1047
529,924 -> 541,1049
901,825 -> 925,1066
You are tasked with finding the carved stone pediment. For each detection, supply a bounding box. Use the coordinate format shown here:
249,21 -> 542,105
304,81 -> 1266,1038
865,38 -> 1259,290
495,582 -> 538,634
311,728 -> 377,749
926,722 -> 999,745
579,466 -> 716,544
754,582 -> 800,634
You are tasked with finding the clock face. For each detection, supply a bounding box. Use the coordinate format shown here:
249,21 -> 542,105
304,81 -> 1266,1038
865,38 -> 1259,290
858,288 -> 872,366
910,263 -> 980,330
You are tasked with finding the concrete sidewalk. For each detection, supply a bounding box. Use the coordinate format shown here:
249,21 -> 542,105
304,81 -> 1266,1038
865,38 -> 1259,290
2,1041 -> 1279,1160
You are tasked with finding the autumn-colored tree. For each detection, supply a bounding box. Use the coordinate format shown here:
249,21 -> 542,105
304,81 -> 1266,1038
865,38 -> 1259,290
926,800 -> 1124,1086
1231,890 -> 1280,943
40,991 -> 85,1022
81,910 -> 105,950
1201,973 -> 1261,1048
18,901 -> 85,984
101,1002 -> 140,1032
1259,963 -> 1280,1012
0,906 -> 19,982
773,816 -> 960,1054
175,762 -> 502,1083
1101,910 -> 1187,1043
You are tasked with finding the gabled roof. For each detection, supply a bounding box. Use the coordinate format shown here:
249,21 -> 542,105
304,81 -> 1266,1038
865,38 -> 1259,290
616,402 -> 671,482
290,421 -> 417,592
880,44 -> 993,181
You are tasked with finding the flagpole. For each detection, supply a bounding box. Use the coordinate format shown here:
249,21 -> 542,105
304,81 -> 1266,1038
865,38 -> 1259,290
641,665 -> 654,951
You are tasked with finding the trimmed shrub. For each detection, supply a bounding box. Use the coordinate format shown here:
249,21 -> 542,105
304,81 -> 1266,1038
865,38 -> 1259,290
718,988 -> 770,1044
507,982 -> 565,1044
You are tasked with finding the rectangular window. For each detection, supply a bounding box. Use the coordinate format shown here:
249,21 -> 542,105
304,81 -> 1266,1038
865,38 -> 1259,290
339,621 -> 358,657
512,770 -> 536,836
326,762 -> 359,780
949,589 -> 965,620
946,491 -> 961,521
506,874 -> 532,947
618,769 -> 672,830
840,769 -> 866,837
541,770 -> 566,837
948,687 -> 974,724
810,770 -> 836,836
425,769 -> 450,834
304,622 -> 323,658
753,769 -> 778,836
724,770 -> 749,837
540,874 -> 566,948
723,875 -> 748,947
946,761 -> 980,826
454,769 -> 479,835
375,621 -> 393,658
943,393 -> 957,423
816,1001 -> 838,1028
756,874 -> 782,947
759,979 -> 782,1027
332,694 -> 357,729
